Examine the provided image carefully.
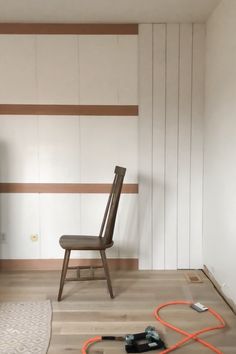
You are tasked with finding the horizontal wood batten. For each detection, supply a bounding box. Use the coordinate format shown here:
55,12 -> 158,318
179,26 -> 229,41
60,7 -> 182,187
0,258 -> 138,271
0,23 -> 138,35
0,104 -> 138,116
0,183 -> 138,194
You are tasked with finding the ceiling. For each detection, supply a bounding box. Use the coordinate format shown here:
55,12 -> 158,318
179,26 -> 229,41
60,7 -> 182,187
0,0 -> 221,23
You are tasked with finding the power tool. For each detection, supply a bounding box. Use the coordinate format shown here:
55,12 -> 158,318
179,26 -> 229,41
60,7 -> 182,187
125,326 -> 166,353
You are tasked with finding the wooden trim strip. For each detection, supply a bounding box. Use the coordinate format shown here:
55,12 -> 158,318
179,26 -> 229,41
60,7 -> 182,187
0,258 -> 138,271
0,183 -> 138,194
0,23 -> 138,35
0,104 -> 138,116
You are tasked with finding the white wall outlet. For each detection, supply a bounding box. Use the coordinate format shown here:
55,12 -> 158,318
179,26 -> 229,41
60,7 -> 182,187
0,232 -> 6,243
30,234 -> 39,242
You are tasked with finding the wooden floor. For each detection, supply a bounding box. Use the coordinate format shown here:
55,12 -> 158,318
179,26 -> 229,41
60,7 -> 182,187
0,269 -> 235,353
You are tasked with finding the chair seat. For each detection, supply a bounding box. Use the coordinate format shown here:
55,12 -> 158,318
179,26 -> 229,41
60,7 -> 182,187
59,235 -> 113,250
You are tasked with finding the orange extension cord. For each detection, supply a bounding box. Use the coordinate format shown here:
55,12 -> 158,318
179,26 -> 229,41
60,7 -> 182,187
82,336 -> 102,354
82,300 -> 226,354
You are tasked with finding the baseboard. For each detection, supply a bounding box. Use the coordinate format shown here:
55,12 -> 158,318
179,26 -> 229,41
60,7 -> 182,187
0,258 -> 138,271
203,265 -> 236,314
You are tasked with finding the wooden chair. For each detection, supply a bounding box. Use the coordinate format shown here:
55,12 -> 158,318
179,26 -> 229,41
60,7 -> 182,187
57,166 -> 126,301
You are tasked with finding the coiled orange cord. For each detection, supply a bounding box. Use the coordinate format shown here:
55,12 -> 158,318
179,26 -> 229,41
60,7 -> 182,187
154,301 -> 225,353
82,300 -> 226,353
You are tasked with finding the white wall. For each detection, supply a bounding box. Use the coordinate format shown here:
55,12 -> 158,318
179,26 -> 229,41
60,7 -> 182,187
139,24 -> 205,269
204,0 -> 236,303
0,26 -> 206,268
0,34 -> 138,259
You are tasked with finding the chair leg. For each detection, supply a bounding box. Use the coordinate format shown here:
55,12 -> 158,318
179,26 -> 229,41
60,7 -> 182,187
100,250 -> 114,299
58,249 -> 71,301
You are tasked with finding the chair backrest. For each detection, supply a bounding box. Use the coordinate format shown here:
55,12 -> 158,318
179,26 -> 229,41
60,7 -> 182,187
99,166 -> 126,246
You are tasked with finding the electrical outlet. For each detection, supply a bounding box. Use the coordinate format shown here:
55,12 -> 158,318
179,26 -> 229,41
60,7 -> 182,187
0,232 -> 6,243
30,234 -> 39,242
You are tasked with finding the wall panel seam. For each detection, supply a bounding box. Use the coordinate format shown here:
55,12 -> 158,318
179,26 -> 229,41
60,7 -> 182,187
151,24 -> 154,270
163,24 -> 167,269
189,26 -> 194,267
189,23 -> 194,268
176,24 -> 180,269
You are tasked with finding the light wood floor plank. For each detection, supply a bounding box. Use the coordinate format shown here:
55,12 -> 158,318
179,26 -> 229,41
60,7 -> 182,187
0,270 -> 235,353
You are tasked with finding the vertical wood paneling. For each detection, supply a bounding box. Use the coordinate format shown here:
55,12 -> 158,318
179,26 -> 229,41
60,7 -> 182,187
165,24 -> 179,269
138,24 -> 153,269
177,24 -> 193,268
152,24 -> 166,269
190,24 -> 205,268
139,23 -> 205,270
